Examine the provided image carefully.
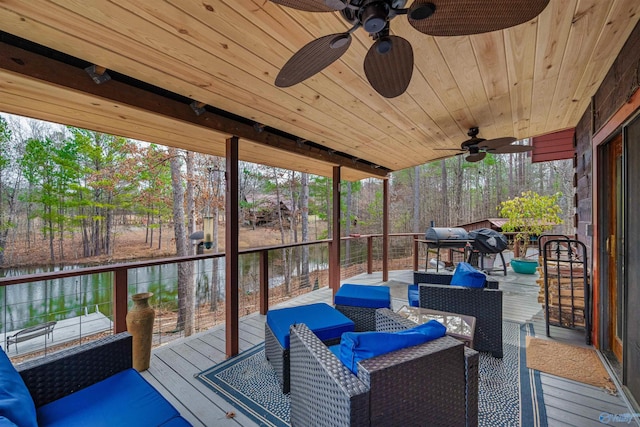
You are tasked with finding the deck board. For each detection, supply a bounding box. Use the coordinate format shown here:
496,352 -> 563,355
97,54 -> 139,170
146,349 -> 250,426
142,269 -> 636,427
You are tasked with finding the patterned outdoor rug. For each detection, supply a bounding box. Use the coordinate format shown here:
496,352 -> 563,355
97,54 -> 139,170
196,321 -> 546,427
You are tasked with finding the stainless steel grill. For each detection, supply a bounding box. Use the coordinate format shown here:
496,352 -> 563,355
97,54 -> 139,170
422,227 -> 473,271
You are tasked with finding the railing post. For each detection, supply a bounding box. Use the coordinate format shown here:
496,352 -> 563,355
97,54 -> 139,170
329,166 -> 341,295
367,236 -> 374,274
114,267 -> 128,333
259,250 -> 269,315
413,236 -> 419,271
382,178 -> 389,282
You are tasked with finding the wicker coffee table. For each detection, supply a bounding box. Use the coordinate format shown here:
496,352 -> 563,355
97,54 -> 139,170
396,305 -> 476,349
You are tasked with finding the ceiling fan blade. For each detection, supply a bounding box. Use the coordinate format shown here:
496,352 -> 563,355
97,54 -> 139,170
433,147 -> 464,151
268,0 -> 345,12
477,136 -> 517,150
466,152 -> 487,162
275,33 -> 351,88
364,36 -> 413,98
408,0 -> 550,36
488,144 -> 534,154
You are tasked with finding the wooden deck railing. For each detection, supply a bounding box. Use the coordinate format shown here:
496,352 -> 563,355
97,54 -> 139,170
0,233 -> 424,357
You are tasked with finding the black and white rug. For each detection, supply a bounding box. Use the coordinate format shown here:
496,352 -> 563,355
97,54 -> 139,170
197,321 -> 546,427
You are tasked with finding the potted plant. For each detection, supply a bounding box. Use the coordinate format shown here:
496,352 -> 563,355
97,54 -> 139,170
499,191 -> 564,274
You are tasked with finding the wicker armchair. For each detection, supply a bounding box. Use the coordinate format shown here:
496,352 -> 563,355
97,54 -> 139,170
289,317 -> 476,427
376,308 -> 479,427
17,333 -> 133,407
414,273 -> 503,358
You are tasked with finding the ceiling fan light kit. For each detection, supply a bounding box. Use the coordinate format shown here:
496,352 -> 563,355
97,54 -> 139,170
269,0 -> 550,97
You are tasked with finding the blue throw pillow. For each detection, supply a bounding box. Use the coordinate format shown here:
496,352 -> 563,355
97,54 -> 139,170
450,262 -> 486,288
0,349 -> 37,427
338,320 -> 446,374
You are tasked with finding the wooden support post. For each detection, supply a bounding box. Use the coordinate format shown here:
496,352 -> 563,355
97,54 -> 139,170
367,236 -> 374,274
114,267 -> 128,333
413,237 -> 419,271
382,178 -> 389,282
225,137 -> 239,357
259,250 -> 269,315
330,166 -> 341,295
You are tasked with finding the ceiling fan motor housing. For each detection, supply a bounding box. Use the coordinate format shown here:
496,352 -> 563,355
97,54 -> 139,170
360,2 -> 390,34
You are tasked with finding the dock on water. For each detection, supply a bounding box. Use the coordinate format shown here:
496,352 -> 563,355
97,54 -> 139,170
1,308 -> 113,357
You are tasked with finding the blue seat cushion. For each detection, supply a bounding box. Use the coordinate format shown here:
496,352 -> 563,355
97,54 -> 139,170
338,320 -> 446,374
450,262 -> 486,288
0,348 -> 37,427
36,369 -> 185,427
407,284 -> 419,307
267,303 -> 355,349
334,284 -> 391,308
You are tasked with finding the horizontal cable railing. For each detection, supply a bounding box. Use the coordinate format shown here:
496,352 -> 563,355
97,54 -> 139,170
1,234 -> 421,362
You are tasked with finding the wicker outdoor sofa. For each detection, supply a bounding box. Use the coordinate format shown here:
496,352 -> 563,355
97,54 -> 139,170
413,271 -> 503,358
289,308 -> 479,427
7,332 -> 191,426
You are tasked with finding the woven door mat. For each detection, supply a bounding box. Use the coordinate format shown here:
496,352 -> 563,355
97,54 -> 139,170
526,336 -> 616,393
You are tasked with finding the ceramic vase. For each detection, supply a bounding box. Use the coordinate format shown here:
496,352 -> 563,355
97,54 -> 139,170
126,292 -> 155,371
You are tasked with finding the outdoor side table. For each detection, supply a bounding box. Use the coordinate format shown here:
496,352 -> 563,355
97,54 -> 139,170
396,305 -> 476,349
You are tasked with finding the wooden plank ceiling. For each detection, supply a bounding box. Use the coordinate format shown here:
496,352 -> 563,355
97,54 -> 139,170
0,1 -> 639,180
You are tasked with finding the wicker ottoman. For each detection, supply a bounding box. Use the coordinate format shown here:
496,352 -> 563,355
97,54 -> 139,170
334,284 -> 391,331
265,302 -> 354,393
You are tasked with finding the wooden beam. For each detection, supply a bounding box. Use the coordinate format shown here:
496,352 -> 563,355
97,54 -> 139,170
330,166 -> 341,296
0,41 -> 388,178
382,178 -> 389,282
225,136 -> 239,358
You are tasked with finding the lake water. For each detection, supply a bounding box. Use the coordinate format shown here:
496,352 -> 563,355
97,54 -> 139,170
1,249 -> 331,332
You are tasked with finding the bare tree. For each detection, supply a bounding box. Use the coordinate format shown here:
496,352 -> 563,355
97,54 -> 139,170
169,148 -> 194,335
413,166 -> 420,233
300,172 -> 310,288
186,151 -> 195,255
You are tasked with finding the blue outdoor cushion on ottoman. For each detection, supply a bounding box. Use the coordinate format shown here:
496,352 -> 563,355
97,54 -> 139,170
334,284 -> 391,331
265,303 -> 354,393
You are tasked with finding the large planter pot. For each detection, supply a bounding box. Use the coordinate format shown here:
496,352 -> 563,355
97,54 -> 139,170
510,259 -> 539,275
126,292 -> 155,371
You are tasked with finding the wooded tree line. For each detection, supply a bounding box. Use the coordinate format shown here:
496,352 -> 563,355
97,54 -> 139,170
0,114 -> 574,269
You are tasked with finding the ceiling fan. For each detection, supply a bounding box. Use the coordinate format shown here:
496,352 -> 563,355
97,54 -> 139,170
437,127 -> 534,163
268,0 -> 550,98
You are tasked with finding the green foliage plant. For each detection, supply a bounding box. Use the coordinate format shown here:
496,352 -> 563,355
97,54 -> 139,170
499,191 -> 564,258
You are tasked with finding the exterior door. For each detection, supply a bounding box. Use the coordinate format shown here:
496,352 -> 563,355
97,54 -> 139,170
603,134 -> 624,362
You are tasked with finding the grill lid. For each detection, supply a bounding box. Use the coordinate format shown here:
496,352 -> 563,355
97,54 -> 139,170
469,228 -> 508,253
424,227 -> 470,246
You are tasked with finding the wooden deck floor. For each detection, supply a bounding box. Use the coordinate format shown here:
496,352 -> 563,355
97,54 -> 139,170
141,270 -> 637,427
